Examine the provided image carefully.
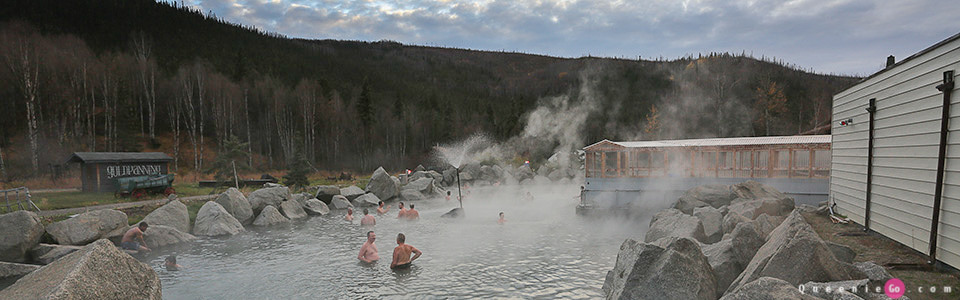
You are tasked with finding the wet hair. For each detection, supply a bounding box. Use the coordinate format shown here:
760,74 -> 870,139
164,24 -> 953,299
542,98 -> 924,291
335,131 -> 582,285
399,201 -> 405,207
409,204 -> 415,209
165,255 -> 176,264
363,208 -> 369,215
499,212 -> 504,217
367,231 -> 374,238
397,233 -> 406,243
379,201 -> 384,206
347,208 -> 353,214
139,222 -> 149,229
447,191 -> 451,195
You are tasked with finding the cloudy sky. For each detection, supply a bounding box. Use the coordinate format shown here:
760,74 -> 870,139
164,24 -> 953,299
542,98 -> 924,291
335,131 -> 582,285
179,0 -> 959,76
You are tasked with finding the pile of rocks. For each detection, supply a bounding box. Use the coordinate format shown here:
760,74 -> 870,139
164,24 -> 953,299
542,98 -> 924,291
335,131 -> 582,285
602,181 -> 901,300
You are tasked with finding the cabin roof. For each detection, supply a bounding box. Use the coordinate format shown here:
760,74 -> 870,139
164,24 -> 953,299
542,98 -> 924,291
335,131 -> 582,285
66,152 -> 174,164
585,135 -> 831,150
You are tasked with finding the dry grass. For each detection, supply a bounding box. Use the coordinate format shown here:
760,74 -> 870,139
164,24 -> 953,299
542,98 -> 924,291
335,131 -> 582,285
803,211 -> 960,300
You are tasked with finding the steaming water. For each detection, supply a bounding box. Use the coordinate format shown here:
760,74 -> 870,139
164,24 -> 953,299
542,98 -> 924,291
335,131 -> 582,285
151,184 -> 648,299
434,135 -> 489,169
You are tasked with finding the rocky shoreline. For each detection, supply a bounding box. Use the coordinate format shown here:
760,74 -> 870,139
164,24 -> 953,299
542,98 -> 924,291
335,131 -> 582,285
602,181 -> 904,300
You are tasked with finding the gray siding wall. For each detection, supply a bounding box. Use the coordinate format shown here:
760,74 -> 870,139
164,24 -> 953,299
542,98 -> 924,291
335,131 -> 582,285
831,37 -> 960,269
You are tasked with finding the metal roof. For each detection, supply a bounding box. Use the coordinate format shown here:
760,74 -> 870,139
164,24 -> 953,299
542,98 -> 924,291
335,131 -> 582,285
586,135 -> 831,149
66,152 -> 174,164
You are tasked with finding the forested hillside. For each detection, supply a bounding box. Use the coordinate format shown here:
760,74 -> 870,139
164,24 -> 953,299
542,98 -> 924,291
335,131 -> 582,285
0,0 -> 859,179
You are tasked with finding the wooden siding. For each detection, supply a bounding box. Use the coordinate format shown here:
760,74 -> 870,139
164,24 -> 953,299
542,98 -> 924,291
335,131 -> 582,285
831,35 -> 960,269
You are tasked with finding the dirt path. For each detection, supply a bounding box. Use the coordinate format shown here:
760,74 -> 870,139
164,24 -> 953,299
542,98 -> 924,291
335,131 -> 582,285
37,194 -> 217,217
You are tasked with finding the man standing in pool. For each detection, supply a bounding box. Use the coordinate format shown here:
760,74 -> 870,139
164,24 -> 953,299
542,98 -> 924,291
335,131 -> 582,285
376,201 -> 390,216
397,202 -> 407,218
357,231 -> 379,263
405,204 -> 420,220
390,233 -> 422,269
360,208 -> 376,225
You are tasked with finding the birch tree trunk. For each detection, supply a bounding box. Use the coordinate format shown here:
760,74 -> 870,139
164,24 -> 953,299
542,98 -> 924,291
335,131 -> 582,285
2,36 -> 42,174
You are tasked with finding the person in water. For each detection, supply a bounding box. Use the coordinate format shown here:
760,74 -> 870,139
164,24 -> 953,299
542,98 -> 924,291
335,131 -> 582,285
445,191 -> 452,201
345,208 -> 355,221
498,212 -> 506,224
405,204 -> 420,220
165,255 -> 183,271
397,202 -> 408,219
357,231 -> 379,263
376,201 -> 391,216
360,208 -> 376,225
120,222 -> 151,252
390,233 -> 422,269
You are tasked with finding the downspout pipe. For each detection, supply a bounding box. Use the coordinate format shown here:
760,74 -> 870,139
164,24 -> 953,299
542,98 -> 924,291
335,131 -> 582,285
929,70 -> 954,264
864,98 -> 877,232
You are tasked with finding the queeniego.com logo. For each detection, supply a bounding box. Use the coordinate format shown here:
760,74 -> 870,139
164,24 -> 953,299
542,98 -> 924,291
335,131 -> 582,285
798,278 -> 954,299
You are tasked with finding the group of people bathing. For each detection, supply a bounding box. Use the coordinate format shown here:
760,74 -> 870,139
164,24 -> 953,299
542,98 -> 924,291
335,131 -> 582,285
344,201 -> 421,225
357,231 -> 422,270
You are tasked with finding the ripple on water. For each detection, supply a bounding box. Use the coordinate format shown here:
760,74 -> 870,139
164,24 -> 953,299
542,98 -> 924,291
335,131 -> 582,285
153,185 -> 647,299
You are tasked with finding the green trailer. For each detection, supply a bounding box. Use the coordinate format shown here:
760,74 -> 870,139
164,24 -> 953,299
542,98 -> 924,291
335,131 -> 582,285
113,174 -> 176,199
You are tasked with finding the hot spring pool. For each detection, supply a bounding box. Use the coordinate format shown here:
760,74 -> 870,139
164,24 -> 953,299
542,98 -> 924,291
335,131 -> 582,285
149,184 -> 649,299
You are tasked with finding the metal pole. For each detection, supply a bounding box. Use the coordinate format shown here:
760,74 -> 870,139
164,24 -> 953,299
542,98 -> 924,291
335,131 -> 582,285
865,98 -> 876,232
232,160 -> 240,188
456,168 -> 463,209
929,70 -> 954,264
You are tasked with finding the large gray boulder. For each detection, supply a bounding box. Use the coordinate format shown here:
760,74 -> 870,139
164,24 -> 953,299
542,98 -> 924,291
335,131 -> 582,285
247,186 -> 292,214
400,189 -> 425,202
0,210 -> 45,263
330,195 -> 353,209
720,277 -> 821,300
694,206 -> 724,243
726,211 -> 864,294
410,170 -> 442,183
193,201 -> 245,236
340,186 -> 365,200
32,244 -> 83,265
279,200 -> 307,219
403,178 -> 438,196
0,239 -> 162,299
46,209 -> 127,246
215,187 -> 254,224
675,184 -> 737,214
516,164 -> 535,181
139,199 -> 190,233
644,209 -> 708,243
442,168 -> 457,186
303,199 -> 330,216
290,193 -> 312,207
142,225 -> 196,249
365,167 -> 399,200
732,181 -> 789,201
314,185 -> 341,203
603,237 -> 718,300
703,222 -> 767,291
0,261 -> 40,279
252,205 -> 290,226
352,193 -> 381,207
723,213 -> 784,239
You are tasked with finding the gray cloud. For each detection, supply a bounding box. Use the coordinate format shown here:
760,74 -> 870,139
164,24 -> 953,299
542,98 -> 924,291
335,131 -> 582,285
182,0 -> 960,75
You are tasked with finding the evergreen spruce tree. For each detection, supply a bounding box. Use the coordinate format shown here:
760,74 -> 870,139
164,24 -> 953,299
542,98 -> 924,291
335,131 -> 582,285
283,151 -> 311,191
205,135 -> 249,186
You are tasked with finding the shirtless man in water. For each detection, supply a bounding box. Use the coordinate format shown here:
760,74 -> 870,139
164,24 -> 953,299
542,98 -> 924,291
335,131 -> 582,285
405,204 -> 420,220
357,231 -> 379,263
397,202 -> 407,219
390,233 -> 422,269
121,222 -> 151,252
376,201 -> 390,216
360,208 -> 376,225
498,212 -> 506,224
345,208 -> 354,221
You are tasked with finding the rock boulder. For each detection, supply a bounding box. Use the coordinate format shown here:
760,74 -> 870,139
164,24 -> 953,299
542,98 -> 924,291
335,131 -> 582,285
314,185 -> 341,203
676,184 -> 737,214
252,205 -> 290,226
139,199 -> 190,233
352,193 -> 380,207
0,239 -> 162,299
33,244 -> 83,265
726,211 -> 864,293
247,186 -> 291,214
215,187 -> 254,224
303,199 -> 330,216
193,201 -> 245,236
694,206 -> 724,243
603,238 -> 717,300
400,189 -> 425,202
365,167 -> 399,200
46,209 -> 127,246
142,225 -> 196,249
644,209 -> 708,243
340,186 -> 365,200
0,261 -> 40,279
0,210 -> 45,263
732,181 -> 789,201
720,277 -> 821,300
703,222 -> 767,291
330,195 -> 353,209
279,199 -> 307,219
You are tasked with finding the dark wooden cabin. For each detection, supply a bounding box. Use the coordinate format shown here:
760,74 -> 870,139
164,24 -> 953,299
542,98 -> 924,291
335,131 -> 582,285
66,152 -> 173,192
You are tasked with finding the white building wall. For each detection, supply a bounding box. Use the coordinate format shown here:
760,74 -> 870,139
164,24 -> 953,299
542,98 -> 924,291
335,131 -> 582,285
831,35 -> 960,269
